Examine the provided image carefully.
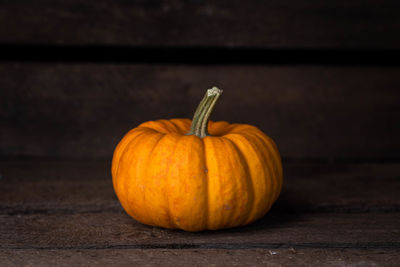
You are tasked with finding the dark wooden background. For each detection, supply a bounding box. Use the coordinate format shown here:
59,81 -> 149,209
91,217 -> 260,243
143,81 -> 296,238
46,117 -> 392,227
1,0 -> 400,161
1,1 -> 400,266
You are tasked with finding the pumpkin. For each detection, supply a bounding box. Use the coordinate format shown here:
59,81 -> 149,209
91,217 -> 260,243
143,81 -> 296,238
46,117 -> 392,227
112,87 -> 283,231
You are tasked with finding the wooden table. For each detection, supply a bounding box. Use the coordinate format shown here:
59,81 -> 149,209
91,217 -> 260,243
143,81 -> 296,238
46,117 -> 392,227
1,160 -> 398,266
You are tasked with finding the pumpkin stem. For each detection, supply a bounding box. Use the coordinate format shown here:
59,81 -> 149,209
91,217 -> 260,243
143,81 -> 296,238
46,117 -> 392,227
188,87 -> 223,138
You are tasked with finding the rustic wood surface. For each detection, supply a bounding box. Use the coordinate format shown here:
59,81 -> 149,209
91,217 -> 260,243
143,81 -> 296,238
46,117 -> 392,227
0,160 -> 399,266
1,0 -> 400,49
1,64 -> 400,160
2,248 -> 399,267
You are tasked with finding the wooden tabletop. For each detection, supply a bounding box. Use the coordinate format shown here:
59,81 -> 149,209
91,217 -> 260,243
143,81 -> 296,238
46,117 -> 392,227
1,160 -> 399,266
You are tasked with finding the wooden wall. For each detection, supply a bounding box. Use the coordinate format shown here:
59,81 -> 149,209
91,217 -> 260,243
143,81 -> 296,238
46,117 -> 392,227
1,0 -> 400,160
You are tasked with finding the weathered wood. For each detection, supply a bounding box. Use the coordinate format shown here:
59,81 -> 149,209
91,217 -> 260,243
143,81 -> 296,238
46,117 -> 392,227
1,212 -> 399,248
1,248 -> 399,267
1,161 -> 399,265
0,161 -> 399,214
1,1 -> 400,49
1,64 -> 400,159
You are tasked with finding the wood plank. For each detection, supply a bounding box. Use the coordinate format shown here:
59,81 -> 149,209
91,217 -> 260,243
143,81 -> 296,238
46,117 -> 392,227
1,161 -> 399,265
1,248 -> 399,267
1,64 -> 400,159
1,1 -> 400,48
1,212 -> 399,248
0,161 -> 399,214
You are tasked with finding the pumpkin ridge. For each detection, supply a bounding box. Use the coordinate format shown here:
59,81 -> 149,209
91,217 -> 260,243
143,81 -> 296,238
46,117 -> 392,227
159,119 -> 181,133
246,131 -> 280,211
165,135 -> 208,231
200,138 -> 210,230
238,132 -> 276,219
203,137 -> 221,229
163,134 -> 182,229
112,129 -> 144,178
136,126 -> 169,134
242,133 -> 275,223
216,137 -> 238,228
169,118 -> 191,134
135,132 -> 166,226
113,130 -> 148,197
208,121 -> 231,136
249,131 -> 283,203
143,132 -> 171,227
137,120 -> 177,134
221,136 -> 255,227
227,133 -> 273,225
117,130 -> 154,223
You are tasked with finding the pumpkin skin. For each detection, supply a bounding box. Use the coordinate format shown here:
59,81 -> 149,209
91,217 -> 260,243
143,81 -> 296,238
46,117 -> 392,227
112,118 -> 283,232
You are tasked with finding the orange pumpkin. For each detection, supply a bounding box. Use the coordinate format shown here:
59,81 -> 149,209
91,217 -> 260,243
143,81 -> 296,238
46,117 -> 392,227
112,87 -> 283,231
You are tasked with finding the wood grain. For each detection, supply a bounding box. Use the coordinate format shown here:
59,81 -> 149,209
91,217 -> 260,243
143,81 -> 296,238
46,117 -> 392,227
1,161 -> 399,265
1,1 -> 400,48
1,64 -> 400,159
1,248 -> 399,267
1,211 -> 399,248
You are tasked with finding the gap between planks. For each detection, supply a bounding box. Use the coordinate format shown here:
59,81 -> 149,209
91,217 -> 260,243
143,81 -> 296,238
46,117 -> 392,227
1,45 -> 400,65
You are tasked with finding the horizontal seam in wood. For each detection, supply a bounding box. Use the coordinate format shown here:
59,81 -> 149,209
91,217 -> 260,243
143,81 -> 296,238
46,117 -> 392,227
1,45 -> 400,66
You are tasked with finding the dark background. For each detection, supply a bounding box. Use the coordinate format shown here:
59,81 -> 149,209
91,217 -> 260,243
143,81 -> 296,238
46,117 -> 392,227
1,0 -> 400,162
